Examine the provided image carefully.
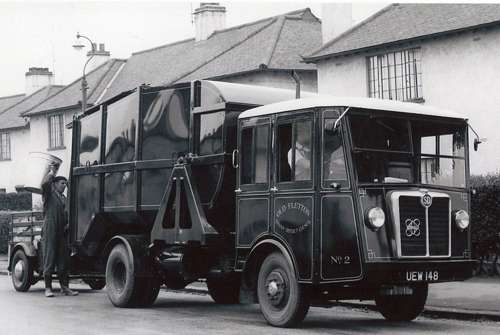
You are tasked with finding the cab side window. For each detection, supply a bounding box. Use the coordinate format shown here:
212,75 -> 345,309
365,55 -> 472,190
278,119 -> 313,182
241,124 -> 269,185
322,117 -> 348,188
197,111 -> 225,156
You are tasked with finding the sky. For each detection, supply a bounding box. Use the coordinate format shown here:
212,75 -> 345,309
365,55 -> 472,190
0,1 -> 388,97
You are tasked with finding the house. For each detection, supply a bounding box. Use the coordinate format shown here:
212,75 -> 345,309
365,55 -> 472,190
101,4 -> 321,101
21,59 -> 127,184
303,3 -> 500,175
0,3 -> 322,206
0,85 -> 65,193
0,60 -> 123,196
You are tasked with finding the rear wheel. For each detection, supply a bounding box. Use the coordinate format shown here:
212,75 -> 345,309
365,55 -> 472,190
375,284 -> 428,321
135,277 -> 161,307
257,252 -> 309,327
106,244 -> 142,307
207,274 -> 240,304
11,250 -> 33,292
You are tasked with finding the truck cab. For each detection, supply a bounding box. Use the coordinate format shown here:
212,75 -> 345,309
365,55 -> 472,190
235,97 -> 474,326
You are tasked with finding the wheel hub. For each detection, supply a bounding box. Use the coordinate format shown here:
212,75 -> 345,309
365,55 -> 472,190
265,271 -> 286,306
14,260 -> 25,282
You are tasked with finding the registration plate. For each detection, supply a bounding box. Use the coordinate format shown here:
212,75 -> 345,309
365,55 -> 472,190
406,270 -> 439,282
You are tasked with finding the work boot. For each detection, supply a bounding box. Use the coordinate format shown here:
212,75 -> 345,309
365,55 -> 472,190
45,288 -> 55,298
60,286 -> 79,296
44,274 -> 54,298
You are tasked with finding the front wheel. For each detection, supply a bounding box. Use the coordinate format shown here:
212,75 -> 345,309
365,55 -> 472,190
375,284 -> 428,321
257,252 -> 309,327
11,250 -> 34,292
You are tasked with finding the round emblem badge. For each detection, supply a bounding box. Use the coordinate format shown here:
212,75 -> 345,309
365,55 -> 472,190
421,193 -> 432,208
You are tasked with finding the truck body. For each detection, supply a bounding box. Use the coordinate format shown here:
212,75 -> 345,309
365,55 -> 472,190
9,80 -> 475,327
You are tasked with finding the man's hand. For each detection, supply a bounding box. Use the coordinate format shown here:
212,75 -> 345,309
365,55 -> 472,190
48,162 -> 59,175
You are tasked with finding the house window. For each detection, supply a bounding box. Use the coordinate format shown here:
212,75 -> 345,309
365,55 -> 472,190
48,114 -> 64,149
0,132 -> 11,160
368,48 -> 422,101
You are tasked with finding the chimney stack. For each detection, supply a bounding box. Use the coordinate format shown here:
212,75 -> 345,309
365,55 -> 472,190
321,3 -> 353,44
193,2 -> 226,42
86,43 -> 111,72
25,67 -> 54,95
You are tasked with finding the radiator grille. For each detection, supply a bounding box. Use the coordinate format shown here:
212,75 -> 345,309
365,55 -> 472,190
428,197 -> 450,256
397,194 -> 450,257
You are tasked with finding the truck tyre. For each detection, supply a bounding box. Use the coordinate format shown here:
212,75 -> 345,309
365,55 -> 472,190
84,279 -> 106,290
11,249 -> 34,292
106,244 -> 143,307
135,277 -> 161,307
257,252 -> 309,327
375,284 -> 428,321
207,275 -> 240,304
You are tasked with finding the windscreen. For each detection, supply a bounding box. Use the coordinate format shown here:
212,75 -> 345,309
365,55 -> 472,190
349,113 -> 466,188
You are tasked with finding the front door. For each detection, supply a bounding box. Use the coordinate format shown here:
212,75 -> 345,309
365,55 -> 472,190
235,117 -> 272,249
319,108 -> 362,282
272,111 -> 315,281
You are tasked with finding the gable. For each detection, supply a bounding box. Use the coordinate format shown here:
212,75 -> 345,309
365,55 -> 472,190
305,3 -> 500,62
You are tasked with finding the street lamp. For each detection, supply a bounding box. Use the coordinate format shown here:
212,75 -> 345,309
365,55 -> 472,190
72,32 -> 96,114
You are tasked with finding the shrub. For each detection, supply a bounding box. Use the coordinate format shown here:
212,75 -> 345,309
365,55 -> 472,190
0,192 -> 32,211
470,174 -> 500,260
0,192 -> 32,254
0,213 -> 10,254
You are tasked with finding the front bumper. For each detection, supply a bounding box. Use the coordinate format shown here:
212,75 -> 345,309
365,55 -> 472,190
364,259 -> 476,284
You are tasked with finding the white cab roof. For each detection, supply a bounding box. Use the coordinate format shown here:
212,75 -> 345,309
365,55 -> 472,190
238,96 -> 467,120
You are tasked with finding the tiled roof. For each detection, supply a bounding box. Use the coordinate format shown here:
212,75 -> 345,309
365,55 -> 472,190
103,8 -> 321,100
305,3 -> 500,62
0,94 -> 25,113
0,85 -> 64,130
23,59 -> 126,116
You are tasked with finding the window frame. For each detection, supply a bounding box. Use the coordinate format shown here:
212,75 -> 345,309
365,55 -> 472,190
48,113 -> 65,150
193,109 -> 226,157
0,132 -> 11,161
367,47 -> 423,102
238,117 -> 271,193
321,109 -> 350,190
275,111 -> 315,191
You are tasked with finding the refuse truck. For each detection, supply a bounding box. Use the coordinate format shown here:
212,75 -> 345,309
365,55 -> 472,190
9,80 -> 476,327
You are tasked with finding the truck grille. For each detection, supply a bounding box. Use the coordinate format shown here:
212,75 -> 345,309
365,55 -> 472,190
393,192 -> 450,258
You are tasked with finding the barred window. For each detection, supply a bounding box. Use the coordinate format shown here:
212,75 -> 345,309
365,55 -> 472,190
48,114 -> 64,149
0,132 -> 10,160
368,48 -> 422,101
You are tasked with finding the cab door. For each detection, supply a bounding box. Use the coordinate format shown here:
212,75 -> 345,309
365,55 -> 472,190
319,108 -> 362,282
272,111 -> 315,281
235,117 -> 272,249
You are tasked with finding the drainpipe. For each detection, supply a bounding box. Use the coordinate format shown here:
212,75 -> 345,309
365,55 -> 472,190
291,70 -> 301,99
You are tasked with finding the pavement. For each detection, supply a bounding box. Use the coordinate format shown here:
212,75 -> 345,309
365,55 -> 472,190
1,254 -> 499,322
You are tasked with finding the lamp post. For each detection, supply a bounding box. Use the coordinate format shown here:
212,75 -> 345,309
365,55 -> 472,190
72,32 -> 96,114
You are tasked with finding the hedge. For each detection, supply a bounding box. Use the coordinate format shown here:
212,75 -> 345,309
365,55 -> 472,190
0,192 -> 32,211
0,214 -> 9,254
0,192 -> 32,254
470,174 -> 500,263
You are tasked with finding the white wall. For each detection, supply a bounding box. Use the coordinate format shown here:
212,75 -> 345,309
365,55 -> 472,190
224,70 -> 318,93
29,111 -> 74,208
420,30 -> 500,175
0,128 -> 30,192
317,56 -> 367,96
315,27 -> 500,175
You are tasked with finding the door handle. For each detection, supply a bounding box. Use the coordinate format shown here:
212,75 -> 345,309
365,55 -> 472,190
232,149 -> 239,168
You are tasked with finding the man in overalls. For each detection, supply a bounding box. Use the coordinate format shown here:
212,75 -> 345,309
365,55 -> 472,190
41,166 -> 78,297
